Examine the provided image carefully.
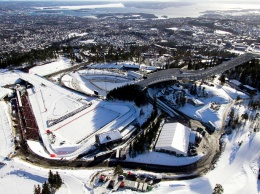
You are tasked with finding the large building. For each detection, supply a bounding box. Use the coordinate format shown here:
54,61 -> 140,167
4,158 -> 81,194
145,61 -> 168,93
155,122 -> 192,156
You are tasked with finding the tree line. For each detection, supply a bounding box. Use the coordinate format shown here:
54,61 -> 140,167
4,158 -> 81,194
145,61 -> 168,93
34,170 -> 62,194
0,47 -> 58,68
227,59 -> 260,91
106,84 -> 148,107
129,114 -> 162,158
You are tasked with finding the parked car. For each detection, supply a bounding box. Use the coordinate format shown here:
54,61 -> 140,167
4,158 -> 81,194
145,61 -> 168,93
118,175 -> 125,181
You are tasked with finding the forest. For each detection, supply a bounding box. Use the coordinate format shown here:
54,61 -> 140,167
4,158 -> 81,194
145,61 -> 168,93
106,84 -> 148,107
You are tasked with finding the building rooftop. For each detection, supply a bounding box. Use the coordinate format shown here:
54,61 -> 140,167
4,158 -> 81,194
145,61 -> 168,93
155,122 -> 191,156
97,130 -> 122,145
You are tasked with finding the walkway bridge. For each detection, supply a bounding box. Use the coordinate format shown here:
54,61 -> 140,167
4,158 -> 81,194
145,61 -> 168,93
138,53 -> 259,88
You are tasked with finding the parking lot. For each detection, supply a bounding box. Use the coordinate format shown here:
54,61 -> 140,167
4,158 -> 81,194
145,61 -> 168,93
91,170 -> 161,193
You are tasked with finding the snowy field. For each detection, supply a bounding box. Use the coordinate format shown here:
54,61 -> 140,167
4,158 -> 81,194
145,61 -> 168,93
0,87 -> 12,100
0,158 -> 94,194
0,70 -> 21,86
0,102 -> 14,159
125,151 -> 202,166
53,106 -> 120,144
222,85 -> 249,99
29,57 -> 76,76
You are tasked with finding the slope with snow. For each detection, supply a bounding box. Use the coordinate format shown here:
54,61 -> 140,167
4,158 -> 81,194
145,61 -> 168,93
178,84 -> 239,129
29,57 -> 75,76
0,158 -> 93,194
0,70 -> 21,87
0,102 -> 14,159
125,151 -> 202,166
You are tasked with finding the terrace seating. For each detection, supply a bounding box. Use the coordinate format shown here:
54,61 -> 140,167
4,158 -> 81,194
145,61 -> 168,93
20,93 -> 39,141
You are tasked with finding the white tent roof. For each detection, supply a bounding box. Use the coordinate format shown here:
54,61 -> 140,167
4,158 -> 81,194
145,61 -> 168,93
155,122 -> 191,156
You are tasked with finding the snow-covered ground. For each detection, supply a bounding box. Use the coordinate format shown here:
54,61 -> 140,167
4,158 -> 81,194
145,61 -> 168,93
178,84 -> 249,130
0,70 -> 21,86
0,87 -> 12,100
0,101 -> 14,159
222,85 -> 249,100
0,158 -> 95,194
29,57 -> 76,76
126,151 -> 202,166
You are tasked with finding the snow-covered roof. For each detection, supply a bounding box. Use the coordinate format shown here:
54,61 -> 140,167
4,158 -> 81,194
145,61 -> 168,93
229,79 -> 242,86
97,130 -> 122,145
155,122 -> 191,156
191,98 -> 205,106
123,64 -> 140,69
243,85 -> 256,91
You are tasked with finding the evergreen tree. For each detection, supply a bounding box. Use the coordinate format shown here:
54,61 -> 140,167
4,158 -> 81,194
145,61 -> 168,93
129,143 -> 133,158
48,170 -> 54,188
190,85 -> 194,95
181,96 -> 186,106
219,74 -> 225,85
213,184 -> 224,194
202,87 -> 205,96
194,83 -> 197,95
114,164 -> 123,175
42,182 -> 51,194
241,113 -> 249,120
34,184 -> 41,194
188,59 -> 192,70
55,172 -> 62,189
